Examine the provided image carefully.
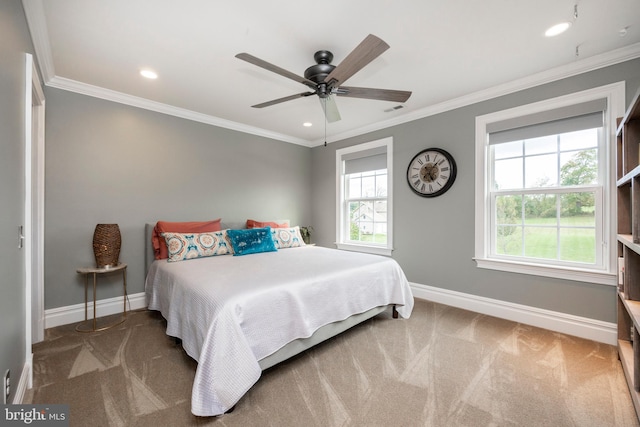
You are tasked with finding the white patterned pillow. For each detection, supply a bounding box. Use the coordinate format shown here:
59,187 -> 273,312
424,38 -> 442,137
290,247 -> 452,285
162,230 -> 233,262
271,226 -> 306,249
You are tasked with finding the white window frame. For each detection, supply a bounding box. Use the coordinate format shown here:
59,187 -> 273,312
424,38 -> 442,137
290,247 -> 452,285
474,83 -> 625,285
336,137 -> 393,256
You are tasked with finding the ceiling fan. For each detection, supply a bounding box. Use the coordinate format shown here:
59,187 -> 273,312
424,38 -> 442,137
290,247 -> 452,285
235,34 -> 412,123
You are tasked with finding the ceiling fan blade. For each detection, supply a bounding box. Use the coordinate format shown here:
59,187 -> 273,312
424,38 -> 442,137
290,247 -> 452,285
251,92 -> 315,108
336,86 -> 412,103
324,34 -> 390,86
236,53 -> 317,89
319,96 -> 341,123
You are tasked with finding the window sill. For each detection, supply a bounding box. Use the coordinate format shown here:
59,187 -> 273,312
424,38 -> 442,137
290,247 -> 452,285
474,257 -> 616,286
335,243 -> 393,257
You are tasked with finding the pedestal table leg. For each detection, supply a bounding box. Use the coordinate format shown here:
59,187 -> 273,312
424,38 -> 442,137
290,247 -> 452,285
84,275 -> 88,321
123,267 -> 127,317
92,272 -> 97,331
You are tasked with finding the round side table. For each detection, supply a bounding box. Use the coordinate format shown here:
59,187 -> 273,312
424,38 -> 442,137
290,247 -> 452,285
75,263 -> 127,332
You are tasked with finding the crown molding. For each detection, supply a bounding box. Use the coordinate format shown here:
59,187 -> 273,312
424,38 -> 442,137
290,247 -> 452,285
21,0 -> 55,82
22,0 -> 311,147
311,42 -> 640,147
46,76 -> 312,147
22,0 -> 640,149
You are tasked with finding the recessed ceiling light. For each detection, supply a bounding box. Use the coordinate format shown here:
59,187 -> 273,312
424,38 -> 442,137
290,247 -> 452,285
545,21 -> 572,37
303,122 -> 313,127
140,69 -> 158,79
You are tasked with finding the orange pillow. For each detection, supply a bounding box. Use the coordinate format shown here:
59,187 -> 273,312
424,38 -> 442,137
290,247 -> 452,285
152,219 -> 222,260
246,219 -> 289,229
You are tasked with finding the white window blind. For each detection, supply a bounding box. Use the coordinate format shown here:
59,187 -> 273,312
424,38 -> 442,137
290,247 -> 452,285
343,146 -> 387,174
487,99 -> 606,145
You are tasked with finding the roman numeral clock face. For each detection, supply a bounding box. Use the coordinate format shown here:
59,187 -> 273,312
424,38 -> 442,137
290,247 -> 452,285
406,148 -> 457,197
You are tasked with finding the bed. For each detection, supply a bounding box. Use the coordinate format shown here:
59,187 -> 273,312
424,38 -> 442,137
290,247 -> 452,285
144,223 -> 414,416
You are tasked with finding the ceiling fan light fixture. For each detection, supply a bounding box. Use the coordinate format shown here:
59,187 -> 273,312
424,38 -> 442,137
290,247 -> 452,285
140,69 -> 158,79
545,21 -> 572,37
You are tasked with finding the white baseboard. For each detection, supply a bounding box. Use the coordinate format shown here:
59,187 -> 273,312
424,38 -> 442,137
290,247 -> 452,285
14,354 -> 31,404
43,286 -> 616,345
410,282 -> 617,345
45,292 -> 147,329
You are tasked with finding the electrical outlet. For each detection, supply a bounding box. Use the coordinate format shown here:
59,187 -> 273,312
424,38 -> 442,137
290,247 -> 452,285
4,370 -> 9,404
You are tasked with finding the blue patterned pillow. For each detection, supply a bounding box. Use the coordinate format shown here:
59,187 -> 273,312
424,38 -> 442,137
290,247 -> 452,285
162,231 -> 233,262
227,227 -> 278,256
271,226 -> 306,249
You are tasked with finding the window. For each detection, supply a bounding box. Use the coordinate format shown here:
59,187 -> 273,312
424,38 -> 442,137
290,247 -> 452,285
336,137 -> 393,256
475,83 -> 625,284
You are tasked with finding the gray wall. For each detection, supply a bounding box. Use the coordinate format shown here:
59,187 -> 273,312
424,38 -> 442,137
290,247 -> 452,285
311,58 -> 640,324
0,0 -> 36,404
44,88 -> 311,308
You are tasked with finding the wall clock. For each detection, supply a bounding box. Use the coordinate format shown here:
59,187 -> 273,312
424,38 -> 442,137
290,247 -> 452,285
406,148 -> 457,197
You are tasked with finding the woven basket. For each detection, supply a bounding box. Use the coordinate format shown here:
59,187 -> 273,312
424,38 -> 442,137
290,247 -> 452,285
93,224 -> 121,268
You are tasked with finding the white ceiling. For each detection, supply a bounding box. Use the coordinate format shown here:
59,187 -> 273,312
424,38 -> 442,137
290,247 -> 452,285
23,0 -> 640,147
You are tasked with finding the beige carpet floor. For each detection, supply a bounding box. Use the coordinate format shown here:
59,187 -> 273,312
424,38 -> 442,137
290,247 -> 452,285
24,299 -> 639,426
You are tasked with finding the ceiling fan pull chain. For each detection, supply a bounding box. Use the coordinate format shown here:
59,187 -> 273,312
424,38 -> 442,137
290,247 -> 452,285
324,98 -> 327,147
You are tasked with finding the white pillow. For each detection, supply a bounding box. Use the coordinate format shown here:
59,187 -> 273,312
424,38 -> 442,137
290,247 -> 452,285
162,230 -> 233,262
270,226 -> 306,249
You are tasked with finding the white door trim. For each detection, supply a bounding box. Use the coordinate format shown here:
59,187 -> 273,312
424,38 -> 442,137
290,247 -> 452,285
31,58 -> 45,344
15,54 -> 45,402
23,54 -> 34,390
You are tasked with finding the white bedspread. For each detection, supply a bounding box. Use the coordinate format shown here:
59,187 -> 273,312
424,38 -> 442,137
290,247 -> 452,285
145,245 -> 414,416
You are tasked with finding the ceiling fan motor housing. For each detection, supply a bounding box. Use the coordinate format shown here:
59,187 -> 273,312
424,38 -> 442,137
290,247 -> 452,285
304,50 -> 336,97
